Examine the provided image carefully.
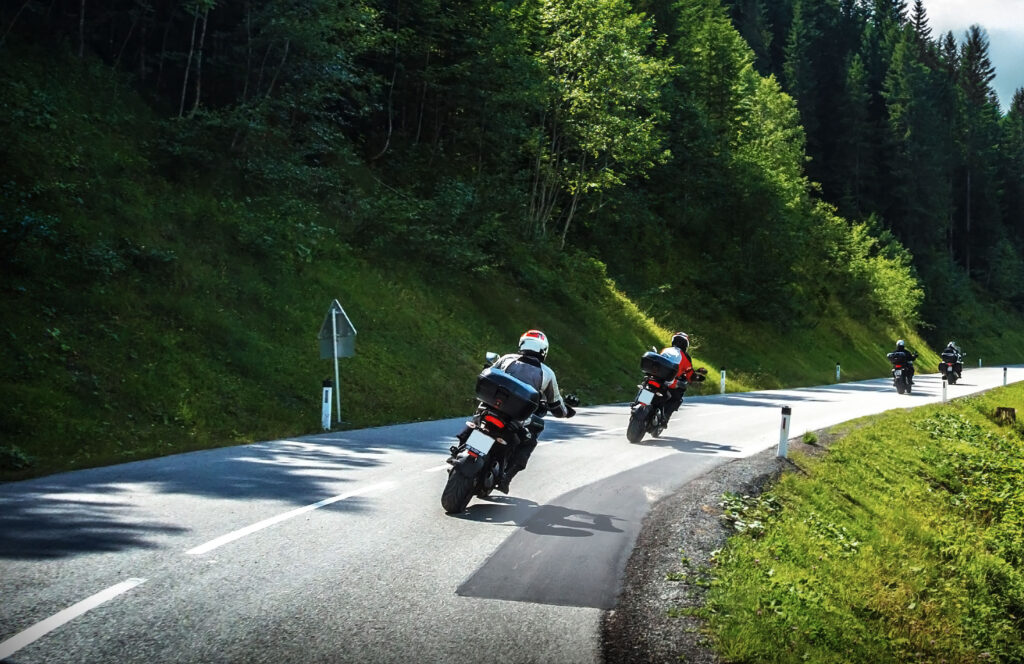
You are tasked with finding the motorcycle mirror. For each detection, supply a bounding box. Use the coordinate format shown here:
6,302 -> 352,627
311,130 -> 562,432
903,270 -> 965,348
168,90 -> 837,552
484,351 -> 499,367
651,345 -> 658,353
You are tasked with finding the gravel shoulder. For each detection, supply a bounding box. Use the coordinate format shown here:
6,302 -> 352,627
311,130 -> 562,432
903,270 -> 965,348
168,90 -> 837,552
601,438 -> 828,664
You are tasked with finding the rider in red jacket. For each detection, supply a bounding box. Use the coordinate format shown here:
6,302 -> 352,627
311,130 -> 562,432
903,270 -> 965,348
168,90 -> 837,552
660,332 -> 705,423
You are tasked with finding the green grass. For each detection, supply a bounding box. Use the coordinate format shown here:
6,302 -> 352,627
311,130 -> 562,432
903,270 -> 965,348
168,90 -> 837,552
700,383 -> 1024,663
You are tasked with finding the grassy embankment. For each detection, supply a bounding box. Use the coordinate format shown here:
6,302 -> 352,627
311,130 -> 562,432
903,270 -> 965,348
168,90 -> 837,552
1,46 -> 1020,481
698,382 -> 1024,663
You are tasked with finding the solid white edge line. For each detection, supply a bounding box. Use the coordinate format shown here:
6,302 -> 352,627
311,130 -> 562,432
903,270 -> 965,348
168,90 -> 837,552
185,481 -> 395,556
0,578 -> 147,660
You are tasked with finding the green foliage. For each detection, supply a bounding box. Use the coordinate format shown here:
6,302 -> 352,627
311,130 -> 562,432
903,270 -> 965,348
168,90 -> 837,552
702,384 -> 1024,663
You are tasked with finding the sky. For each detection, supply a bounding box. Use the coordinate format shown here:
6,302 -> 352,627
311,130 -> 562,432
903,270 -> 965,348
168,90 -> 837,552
923,0 -> 1024,111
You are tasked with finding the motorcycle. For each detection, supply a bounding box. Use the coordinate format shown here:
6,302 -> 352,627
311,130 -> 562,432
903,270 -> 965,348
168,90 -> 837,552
938,352 -> 963,385
441,353 -> 578,514
887,353 -> 914,394
626,349 -> 706,443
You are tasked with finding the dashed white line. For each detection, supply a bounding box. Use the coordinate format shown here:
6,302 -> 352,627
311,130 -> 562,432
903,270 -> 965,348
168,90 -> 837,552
185,481 -> 396,555
0,578 -> 147,660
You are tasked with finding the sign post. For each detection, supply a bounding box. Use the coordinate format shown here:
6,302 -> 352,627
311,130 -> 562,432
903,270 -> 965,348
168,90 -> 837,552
318,300 -> 357,428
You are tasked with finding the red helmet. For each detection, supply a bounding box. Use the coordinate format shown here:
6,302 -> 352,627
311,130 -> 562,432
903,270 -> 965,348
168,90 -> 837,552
518,329 -> 549,360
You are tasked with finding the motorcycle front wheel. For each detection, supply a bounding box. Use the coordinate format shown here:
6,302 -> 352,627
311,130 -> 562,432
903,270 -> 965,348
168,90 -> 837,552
441,469 -> 475,514
626,405 -> 648,444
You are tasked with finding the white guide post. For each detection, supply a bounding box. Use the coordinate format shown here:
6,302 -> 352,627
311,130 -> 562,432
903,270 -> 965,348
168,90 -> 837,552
979,358 -> 983,368
1005,367 -> 1008,386
720,369 -> 726,394
942,375 -> 947,403
778,406 -> 792,458
835,362 -> 841,382
321,379 -> 333,430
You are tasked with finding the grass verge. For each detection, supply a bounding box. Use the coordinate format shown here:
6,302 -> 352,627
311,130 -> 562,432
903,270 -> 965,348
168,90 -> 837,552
700,382 -> 1024,663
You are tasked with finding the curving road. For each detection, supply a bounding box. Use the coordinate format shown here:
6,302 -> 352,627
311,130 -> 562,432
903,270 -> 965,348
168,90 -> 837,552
1,366 -> 1021,663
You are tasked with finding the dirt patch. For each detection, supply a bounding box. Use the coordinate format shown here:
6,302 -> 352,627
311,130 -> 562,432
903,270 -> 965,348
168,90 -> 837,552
600,437 -> 825,663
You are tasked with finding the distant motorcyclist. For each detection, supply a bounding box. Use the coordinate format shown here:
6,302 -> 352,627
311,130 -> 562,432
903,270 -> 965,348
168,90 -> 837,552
941,341 -> 963,377
886,339 -> 918,384
490,329 -> 576,493
659,332 -> 707,424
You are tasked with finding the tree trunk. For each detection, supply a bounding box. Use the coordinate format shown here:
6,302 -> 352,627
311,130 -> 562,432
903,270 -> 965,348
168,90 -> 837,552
78,0 -> 85,57
241,2 -> 251,102
2,0 -> 34,45
113,12 -> 139,72
189,9 -> 208,117
155,10 -> 172,92
559,154 -> 586,250
178,7 -> 199,118
965,168 -> 971,275
264,38 -> 289,99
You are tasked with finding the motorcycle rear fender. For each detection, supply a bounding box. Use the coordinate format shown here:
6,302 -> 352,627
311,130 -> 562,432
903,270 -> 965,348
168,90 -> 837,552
452,451 -> 486,480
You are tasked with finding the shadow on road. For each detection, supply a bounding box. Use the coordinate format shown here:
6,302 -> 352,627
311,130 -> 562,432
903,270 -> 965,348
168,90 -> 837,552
458,497 -> 624,538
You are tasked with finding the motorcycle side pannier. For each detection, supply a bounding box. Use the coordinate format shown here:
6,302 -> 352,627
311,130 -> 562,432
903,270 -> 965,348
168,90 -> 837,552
641,351 -> 679,381
476,368 -> 541,420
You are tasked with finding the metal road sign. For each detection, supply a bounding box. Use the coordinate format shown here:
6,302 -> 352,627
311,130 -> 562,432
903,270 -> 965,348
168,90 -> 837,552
318,300 -> 357,359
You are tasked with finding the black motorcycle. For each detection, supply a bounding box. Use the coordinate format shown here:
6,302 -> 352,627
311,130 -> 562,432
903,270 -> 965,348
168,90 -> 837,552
939,352 -> 963,385
441,354 -> 585,514
887,353 -> 915,394
626,351 -> 705,443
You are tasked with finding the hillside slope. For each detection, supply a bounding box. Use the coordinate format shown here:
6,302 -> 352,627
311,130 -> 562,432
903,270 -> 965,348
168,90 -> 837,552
2,43 -> 1022,481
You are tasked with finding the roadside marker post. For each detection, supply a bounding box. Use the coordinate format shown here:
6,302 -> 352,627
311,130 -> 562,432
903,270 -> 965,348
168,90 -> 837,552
720,369 -> 726,394
1005,367 -> 1008,386
778,406 -> 792,458
835,362 -> 841,382
321,379 -> 333,430
942,374 -> 947,403
979,358 -> 983,368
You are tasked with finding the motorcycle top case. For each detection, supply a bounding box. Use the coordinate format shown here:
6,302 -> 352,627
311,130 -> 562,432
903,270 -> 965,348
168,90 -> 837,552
640,351 -> 680,381
475,367 -> 541,420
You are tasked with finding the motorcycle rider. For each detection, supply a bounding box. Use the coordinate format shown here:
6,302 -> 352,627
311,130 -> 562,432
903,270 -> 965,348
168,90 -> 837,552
886,339 -> 918,384
490,330 -> 576,493
941,341 -> 963,377
659,332 -> 706,424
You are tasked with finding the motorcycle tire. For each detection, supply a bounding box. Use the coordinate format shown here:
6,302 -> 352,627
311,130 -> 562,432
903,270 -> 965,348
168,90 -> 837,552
948,375 -> 958,385
626,405 -> 648,444
441,469 -> 475,514
895,380 -> 906,395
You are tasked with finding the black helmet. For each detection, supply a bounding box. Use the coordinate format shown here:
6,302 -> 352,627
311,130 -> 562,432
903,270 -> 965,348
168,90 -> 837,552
896,339 -> 905,350
671,332 -> 690,351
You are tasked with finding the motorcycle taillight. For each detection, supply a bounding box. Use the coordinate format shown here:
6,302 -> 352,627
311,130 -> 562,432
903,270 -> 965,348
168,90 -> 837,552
484,414 -> 506,429
894,365 -> 903,368
648,380 -> 661,388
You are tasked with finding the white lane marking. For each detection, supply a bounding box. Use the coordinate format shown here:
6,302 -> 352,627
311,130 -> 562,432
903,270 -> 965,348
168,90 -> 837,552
0,578 -> 146,660
185,482 -> 395,555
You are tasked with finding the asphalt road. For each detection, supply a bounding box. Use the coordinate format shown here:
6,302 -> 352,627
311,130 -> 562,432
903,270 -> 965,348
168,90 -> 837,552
1,366 -> 1021,663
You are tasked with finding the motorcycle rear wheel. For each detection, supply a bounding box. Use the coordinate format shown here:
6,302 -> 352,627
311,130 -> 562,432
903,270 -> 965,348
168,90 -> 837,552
895,380 -> 906,395
626,405 -> 648,444
441,469 -> 475,514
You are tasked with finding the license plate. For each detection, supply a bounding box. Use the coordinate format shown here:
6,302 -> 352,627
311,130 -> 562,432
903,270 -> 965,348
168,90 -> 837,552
894,369 -> 902,377
466,429 -> 494,456
637,389 -> 654,406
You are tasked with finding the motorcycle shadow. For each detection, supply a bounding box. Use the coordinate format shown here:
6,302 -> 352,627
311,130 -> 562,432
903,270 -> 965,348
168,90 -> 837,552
633,436 -> 742,456
458,497 -> 624,537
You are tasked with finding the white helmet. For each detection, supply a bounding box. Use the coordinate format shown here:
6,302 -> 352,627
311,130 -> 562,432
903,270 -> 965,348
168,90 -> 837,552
518,329 -> 549,360
896,339 -> 905,349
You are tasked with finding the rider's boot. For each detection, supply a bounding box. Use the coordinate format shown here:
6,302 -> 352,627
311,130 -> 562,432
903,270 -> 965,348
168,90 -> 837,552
496,467 -> 520,494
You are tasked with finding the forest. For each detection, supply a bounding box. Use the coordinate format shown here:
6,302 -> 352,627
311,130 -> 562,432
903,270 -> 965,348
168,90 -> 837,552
1,0 -> 1023,474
